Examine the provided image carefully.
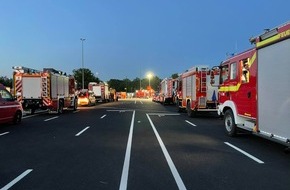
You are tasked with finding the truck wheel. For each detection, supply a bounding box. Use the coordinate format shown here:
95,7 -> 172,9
58,101 -> 64,114
31,108 -> 35,115
73,100 -> 78,111
187,101 -> 195,117
224,109 -> 237,136
176,100 -> 180,112
13,111 -> 22,124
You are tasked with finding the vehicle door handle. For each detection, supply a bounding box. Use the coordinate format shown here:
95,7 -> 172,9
247,92 -> 251,98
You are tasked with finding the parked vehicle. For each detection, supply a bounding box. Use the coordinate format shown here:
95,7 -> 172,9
216,21 -> 290,149
159,78 -> 175,105
0,83 -> 23,124
177,66 -> 219,117
88,82 -> 110,102
12,66 -> 78,114
77,89 -> 96,106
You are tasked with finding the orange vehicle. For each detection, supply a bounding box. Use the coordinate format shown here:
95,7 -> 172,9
77,89 -> 96,106
217,22 -> 290,148
0,83 -> 23,124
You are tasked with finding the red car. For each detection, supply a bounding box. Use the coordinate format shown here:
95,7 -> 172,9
0,83 -> 23,124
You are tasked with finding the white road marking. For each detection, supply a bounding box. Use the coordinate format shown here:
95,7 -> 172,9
147,113 -> 180,116
1,169 -> 33,190
224,142 -> 264,164
100,114 -> 106,119
185,120 -> 197,127
107,110 -> 134,112
0,132 -> 9,136
119,110 -> 135,190
75,126 -> 90,136
140,101 -> 143,104
73,110 -> 80,113
44,116 -> 59,122
22,114 -> 37,119
146,114 -> 187,190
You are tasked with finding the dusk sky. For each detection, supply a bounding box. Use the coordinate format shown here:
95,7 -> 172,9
1,1 -> 289,81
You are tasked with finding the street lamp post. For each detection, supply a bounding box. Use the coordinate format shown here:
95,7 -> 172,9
147,73 -> 153,97
80,38 -> 86,89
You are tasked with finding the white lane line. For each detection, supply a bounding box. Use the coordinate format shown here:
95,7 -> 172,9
75,126 -> 90,136
44,116 -> 59,122
22,114 -> 38,119
0,132 -> 10,136
73,110 -> 80,114
146,114 -> 187,190
1,169 -> 33,190
147,113 -> 180,116
185,120 -> 197,127
119,110 -> 135,190
107,110 -> 134,112
224,142 -> 264,164
100,114 -> 106,119
135,100 -> 137,104
140,101 -> 143,104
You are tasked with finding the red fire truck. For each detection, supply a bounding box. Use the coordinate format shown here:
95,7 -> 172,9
159,77 -> 175,105
177,66 -> 219,116
88,82 -> 110,102
217,22 -> 290,149
13,66 -> 78,114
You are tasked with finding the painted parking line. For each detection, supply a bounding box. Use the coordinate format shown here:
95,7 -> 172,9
75,126 -> 90,136
44,116 -> 59,122
185,120 -> 197,127
146,114 -> 187,190
119,110 -> 135,190
224,142 -> 264,164
0,132 -> 10,136
1,169 -> 33,190
107,110 -> 134,112
147,113 -> 180,116
100,114 -> 106,119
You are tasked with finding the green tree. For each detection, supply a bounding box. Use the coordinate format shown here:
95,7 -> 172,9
0,76 -> 12,87
107,76 -> 162,93
171,73 -> 179,79
72,68 -> 99,89
107,79 -> 124,92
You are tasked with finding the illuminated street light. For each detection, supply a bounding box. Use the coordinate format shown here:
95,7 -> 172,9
80,38 -> 85,89
147,72 -> 153,97
147,72 -> 153,88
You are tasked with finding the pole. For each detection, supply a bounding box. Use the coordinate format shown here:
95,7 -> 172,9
80,38 -> 85,89
149,77 -> 151,87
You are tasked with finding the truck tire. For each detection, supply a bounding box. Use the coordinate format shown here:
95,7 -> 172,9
176,100 -> 181,112
187,101 -> 196,117
73,99 -> 78,111
58,101 -> 64,114
224,109 -> 237,136
13,111 -> 22,124
31,108 -> 35,115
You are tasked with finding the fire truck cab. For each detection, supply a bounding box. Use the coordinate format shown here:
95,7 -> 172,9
0,83 -> 23,124
218,22 -> 290,148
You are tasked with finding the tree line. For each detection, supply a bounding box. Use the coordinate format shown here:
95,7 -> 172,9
1,68 -> 178,92
72,68 -> 163,92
